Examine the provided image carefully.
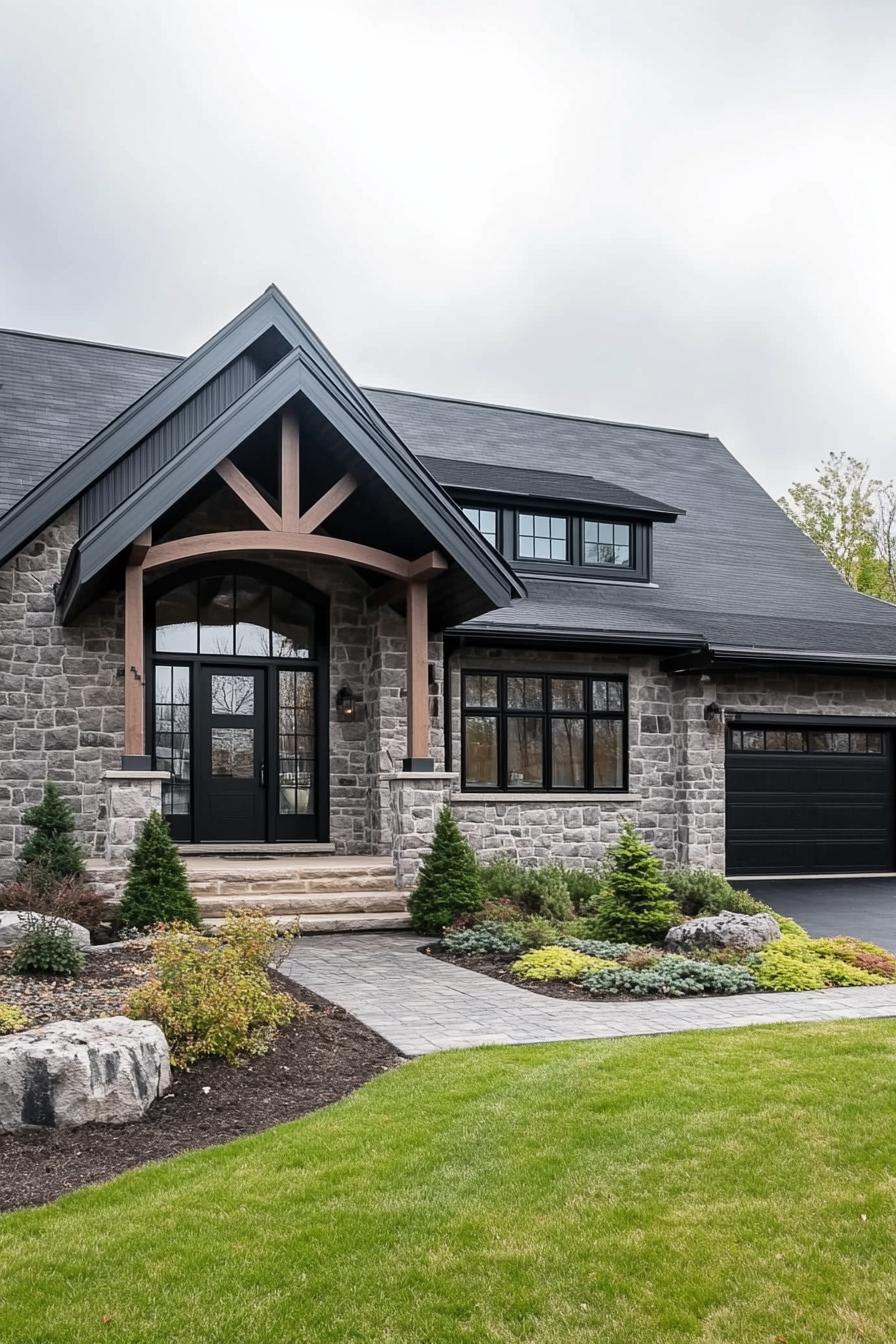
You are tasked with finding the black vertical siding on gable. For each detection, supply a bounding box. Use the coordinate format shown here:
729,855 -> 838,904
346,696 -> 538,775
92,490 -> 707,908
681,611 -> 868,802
79,351 -> 264,534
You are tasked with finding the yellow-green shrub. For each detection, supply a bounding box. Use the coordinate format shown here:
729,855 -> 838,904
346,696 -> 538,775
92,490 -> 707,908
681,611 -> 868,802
511,946 -> 616,982
0,1004 -> 28,1034
126,921 -> 300,1067
754,933 -> 892,991
810,937 -> 896,981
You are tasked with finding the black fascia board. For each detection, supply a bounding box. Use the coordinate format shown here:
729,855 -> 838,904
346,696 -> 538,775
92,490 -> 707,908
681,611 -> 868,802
730,711 -> 896,728
660,646 -> 896,675
0,288 -> 298,570
447,484 -> 678,524
73,345 -> 523,615
448,625 -> 705,651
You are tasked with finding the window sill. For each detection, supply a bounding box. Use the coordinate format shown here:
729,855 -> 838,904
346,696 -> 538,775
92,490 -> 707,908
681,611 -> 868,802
451,792 -> 640,804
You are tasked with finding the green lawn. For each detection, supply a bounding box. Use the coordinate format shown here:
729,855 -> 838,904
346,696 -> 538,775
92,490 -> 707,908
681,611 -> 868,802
4,1022 -> 896,1344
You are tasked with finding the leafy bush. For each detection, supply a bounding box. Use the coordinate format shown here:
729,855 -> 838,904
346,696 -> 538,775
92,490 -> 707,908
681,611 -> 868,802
559,935 -> 635,960
506,915 -> 564,949
19,782 -> 84,882
589,823 -> 681,943
479,859 -> 574,922
666,868 -> 762,917
441,921 -> 525,956
619,946 -> 663,970
409,807 -> 483,935
216,908 -> 297,968
511,946 -> 615,982
118,812 -> 200,930
810,937 -> 896,980
126,920 -> 298,1067
581,955 -> 757,998
10,915 -> 84,977
562,915 -> 615,943
0,1004 -> 28,1034
557,867 -> 601,912
0,869 -> 105,930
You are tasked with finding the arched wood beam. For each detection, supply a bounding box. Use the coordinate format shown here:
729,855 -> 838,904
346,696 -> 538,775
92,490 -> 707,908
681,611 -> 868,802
142,530 -> 437,581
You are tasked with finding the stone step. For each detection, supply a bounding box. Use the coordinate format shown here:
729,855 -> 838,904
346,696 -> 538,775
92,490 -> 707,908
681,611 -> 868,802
184,865 -> 399,897
194,891 -> 408,917
201,911 -> 413,933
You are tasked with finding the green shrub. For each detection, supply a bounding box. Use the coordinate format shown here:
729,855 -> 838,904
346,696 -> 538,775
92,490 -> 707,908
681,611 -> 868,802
0,1004 -> 28,1034
582,955 -> 757,998
505,915 -> 563,949
753,938 -> 828,991
510,947 -> 615,982
810,937 -> 896,980
562,915 -> 613,943
10,915 -> 84,977
441,921 -> 525,956
479,857 -> 527,904
409,807 -> 483,935
126,920 -> 299,1067
590,823 -> 680,943
0,869 -> 105,930
480,860 -> 574,922
18,782 -> 84,882
665,867 -> 764,917
558,867 -> 602,912
118,812 -> 199,930
619,946 -> 663,970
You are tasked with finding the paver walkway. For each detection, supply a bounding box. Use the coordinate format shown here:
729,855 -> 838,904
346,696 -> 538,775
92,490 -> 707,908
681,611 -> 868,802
280,932 -> 896,1055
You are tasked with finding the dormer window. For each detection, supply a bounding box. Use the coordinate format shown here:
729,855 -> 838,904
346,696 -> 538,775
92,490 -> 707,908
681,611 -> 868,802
462,506 -> 498,548
583,520 -> 632,568
516,513 -> 568,562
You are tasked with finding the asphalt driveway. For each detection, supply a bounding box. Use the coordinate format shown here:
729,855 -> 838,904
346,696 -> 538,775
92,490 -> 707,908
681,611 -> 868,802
747,877 -> 896,952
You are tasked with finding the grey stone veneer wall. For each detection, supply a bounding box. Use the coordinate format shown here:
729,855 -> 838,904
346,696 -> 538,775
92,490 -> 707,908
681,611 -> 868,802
0,507 -> 445,873
445,652 -> 896,877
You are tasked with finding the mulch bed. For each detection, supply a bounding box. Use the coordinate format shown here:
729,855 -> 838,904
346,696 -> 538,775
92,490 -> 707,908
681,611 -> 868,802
0,953 -> 401,1214
1,942 -> 154,1027
425,944 -> 596,1000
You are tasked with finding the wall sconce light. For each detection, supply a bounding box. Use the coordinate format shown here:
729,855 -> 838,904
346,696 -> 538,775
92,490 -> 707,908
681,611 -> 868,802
336,685 -> 356,723
704,701 -> 724,732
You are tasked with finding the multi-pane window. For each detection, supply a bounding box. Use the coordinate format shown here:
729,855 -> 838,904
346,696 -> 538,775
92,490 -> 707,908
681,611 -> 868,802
516,513 -> 568,561
462,672 -> 627,791
729,727 -> 884,755
155,665 -> 191,815
583,520 -> 632,567
155,574 -> 314,658
462,506 -> 498,548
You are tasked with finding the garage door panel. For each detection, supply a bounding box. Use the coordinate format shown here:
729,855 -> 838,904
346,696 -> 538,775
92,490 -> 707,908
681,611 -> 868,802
725,729 -> 894,876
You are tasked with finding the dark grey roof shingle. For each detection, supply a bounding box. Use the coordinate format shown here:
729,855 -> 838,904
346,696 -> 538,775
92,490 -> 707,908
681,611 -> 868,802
2,331 -> 895,661
0,330 -> 179,515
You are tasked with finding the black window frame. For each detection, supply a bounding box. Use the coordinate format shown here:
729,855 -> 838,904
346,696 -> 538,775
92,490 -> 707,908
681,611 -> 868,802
460,670 -> 629,793
727,726 -> 886,756
514,511 -> 571,564
454,492 -> 651,581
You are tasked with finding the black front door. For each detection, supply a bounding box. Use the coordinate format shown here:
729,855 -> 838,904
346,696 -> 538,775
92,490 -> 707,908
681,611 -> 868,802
196,666 -> 267,843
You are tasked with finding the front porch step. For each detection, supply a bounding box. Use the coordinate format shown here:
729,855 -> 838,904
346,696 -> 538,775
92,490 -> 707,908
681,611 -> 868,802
194,891 -> 408,918
201,911 -> 412,933
183,855 -> 398,899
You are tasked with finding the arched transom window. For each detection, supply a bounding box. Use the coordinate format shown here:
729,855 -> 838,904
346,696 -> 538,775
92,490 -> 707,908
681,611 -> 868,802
154,571 -> 315,659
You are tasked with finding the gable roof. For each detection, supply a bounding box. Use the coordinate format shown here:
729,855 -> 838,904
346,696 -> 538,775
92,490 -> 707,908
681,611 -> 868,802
3,316 -> 896,668
0,289 -> 522,622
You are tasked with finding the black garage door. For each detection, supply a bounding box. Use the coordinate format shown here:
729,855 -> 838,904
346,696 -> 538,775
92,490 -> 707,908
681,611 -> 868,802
726,725 -> 895,876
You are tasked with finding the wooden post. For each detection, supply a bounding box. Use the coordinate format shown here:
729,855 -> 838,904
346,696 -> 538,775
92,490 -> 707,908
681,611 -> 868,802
404,579 -> 433,770
123,560 -> 145,761
280,408 -> 301,531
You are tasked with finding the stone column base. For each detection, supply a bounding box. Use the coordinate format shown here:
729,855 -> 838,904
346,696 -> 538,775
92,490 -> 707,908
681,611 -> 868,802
102,770 -> 170,865
386,772 -> 457,889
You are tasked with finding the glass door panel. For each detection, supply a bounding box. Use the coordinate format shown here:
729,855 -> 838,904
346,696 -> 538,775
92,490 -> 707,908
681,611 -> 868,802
275,668 -> 317,840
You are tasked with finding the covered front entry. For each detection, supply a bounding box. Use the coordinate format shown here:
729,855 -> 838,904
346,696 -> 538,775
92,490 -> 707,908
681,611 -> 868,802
726,721 -> 895,876
149,565 -> 328,845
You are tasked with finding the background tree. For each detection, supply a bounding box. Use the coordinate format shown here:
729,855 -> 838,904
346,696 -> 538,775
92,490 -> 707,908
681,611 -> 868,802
778,452 -> 896,601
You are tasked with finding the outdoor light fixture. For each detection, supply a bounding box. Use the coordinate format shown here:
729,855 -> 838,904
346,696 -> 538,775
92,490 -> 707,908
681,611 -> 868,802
336,685 -> 356,722
703,701 -> 724,727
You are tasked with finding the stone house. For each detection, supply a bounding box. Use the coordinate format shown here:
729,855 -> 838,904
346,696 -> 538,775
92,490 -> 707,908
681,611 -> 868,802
1,286 -> 895,926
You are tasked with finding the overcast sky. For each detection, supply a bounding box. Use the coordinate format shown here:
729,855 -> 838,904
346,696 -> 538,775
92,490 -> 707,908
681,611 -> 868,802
2,0 -> 895,497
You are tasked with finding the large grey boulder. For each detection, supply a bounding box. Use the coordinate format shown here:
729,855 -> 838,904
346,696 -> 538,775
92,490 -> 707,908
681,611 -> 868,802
0,1017 -> 170,1131
665,910 -> 781,954
0,910 -> 91,950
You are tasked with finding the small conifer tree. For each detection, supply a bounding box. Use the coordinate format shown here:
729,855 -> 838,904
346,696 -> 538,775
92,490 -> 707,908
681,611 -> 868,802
19,781 -> 84,881
408,805 -> 484,935
118,812 -> 200,930
594,821 -> 680,944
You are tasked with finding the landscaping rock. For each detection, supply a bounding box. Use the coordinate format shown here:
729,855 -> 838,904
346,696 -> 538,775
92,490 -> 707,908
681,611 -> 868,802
0,910 -> 91,950
0,1016 -> 170,1131
664,911 -> 781,954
